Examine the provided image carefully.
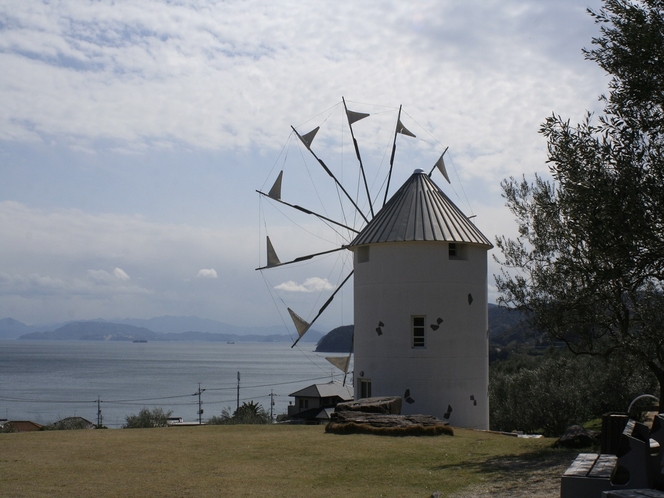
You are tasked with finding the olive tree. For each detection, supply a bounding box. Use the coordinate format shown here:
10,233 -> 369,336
496,0 -> 664,409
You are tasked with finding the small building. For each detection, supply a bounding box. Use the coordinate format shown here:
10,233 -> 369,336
288,382 -> 353,423
166,417 -> 184,426
4,420 -> 43,432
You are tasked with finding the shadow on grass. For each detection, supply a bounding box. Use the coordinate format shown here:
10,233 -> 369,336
430,446 -> 581,484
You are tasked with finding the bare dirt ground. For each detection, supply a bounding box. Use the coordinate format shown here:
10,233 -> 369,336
447,450 -> 574,497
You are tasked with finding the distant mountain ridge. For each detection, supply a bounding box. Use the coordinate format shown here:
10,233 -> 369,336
0,317 -> 34,340
1,305 -> 537,347
0,316 -> 322,343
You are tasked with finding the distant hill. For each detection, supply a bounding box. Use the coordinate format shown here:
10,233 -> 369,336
315,325 -> 354,352
0,318 -> 33,340
2,306 -> 537,348
13,319 -> 323,344
113,316 -> 286,336
20,322 -> 159,342
1,315 -> 297,340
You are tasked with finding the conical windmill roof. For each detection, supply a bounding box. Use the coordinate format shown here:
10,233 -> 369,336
350,170 -> 493,247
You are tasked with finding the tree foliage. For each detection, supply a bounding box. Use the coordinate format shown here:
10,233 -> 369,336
123,407 -> 172,428
495,0 -> 664,409
490,350 -> 657,436
207,401 -> 271,425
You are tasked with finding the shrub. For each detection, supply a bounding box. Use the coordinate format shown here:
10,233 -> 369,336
489,350 -> 657,436
124,407 -> 172,428
43,417 -> 95,430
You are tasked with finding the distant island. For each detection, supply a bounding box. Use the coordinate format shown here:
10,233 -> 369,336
0,316 -> 322,344
0,304 -> 542,354
315,325 -> 353,352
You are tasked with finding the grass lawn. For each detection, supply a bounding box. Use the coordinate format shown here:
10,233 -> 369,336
0,425 -> 575,497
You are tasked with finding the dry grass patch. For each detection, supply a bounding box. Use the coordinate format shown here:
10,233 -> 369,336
0,425 -> 575,497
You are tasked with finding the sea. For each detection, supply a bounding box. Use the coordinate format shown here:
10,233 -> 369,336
0,340 -> 352,428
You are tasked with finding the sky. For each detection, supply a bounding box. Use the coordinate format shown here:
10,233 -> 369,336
0,0 -> 609,331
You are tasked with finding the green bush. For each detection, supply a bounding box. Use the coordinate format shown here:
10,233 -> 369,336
124,407 -> 172,428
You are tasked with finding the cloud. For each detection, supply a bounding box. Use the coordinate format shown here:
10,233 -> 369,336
0,201 -> 258,323
114,268 -> 130,281
87,268 -> 130,284
196,268 -> 218,279
0,0 -> 606,170
274,277 -> 336,293
0,0 -> 610,329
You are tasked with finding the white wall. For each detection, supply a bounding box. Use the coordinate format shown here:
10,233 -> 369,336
353,241 -> 489,429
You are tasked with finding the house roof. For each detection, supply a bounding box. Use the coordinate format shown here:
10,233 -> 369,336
350,170 -> 493,248
7,420 -> 43,432
289,382 -> 354,400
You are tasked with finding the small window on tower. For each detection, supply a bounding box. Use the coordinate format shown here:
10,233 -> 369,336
357,246 -> 370,263
412,316 -> 425,348
449,243 -> 466,260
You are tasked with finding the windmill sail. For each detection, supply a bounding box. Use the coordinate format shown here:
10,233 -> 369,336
343,96 -> 374,218
434,151 -> 451,183
384,106 -> 416,207
347,110 -> 369,125
326,355 -> 350,373
267,171 -> 283,200
290,270 -> 354,348
266,236 -> 281,268
291,125 -> 369,224
298,126 -> 319,150
396,118 -> 416,137
288,308 -> 311,338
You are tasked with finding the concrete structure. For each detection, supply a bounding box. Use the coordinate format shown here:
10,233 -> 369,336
349,169 -> 492,429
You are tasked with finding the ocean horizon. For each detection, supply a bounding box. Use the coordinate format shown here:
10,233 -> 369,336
0,340 -> 352,428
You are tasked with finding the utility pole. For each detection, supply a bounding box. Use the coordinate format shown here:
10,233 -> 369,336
97,397 -> 102,428
194,383 -> 206,425
236,372 -> 240,412
270,389 -> 274,423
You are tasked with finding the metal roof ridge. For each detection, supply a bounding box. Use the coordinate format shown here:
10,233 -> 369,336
350,170 -> 492,247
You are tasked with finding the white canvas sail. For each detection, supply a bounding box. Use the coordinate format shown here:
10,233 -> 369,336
396,119 -> 416,137
268,171 -> 283,200
435,153 -> 451,183
346,109 -> 370,125
325,355 -> 350,373
287,308 -> 311,338
298,126 -> 320,149
266,236 -> 281,268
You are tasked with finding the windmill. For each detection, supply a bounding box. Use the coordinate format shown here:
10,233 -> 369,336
257,99 -> 491,429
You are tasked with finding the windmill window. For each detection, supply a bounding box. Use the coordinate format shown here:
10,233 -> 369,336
359,379 -> 372,399
449,243 -> 466,260
412,316 -> 425,348
357,246 -> 370,263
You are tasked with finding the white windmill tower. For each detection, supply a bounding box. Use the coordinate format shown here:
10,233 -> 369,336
349,169 -> 492,430
257,100 -> 492,429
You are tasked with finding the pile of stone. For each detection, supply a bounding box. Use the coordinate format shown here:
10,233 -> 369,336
325,396 -> 453,436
